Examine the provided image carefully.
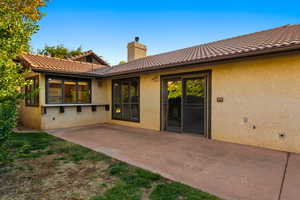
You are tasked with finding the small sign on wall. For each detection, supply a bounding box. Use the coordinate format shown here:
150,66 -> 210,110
217,97 -> 224,103
97,80 -> 103,87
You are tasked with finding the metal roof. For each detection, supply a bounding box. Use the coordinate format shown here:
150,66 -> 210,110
20,24 -> 300,77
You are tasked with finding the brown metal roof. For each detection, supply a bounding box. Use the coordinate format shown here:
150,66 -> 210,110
19,24 -> 300,77
20,53 -> 110,76
99,24 -> 300,76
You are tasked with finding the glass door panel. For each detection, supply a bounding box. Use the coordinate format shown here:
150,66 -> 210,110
182,78 -> 206,134
164,79 -> 182,132
162,74 -> 208,136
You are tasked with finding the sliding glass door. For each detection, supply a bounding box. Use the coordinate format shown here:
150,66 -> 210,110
162,72 -> 210,136
163,79 -> 182,132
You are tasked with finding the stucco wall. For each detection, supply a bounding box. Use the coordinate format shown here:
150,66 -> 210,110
19,72 -> 42,129
107,53 -> 300,153
20,73 -> 109,130
211,53 -> 300,153
41,106 -> 107,129
40,78 -> 108,129
19,105 -> 41,129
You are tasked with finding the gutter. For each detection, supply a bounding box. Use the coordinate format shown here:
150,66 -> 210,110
32,69 -> 102,78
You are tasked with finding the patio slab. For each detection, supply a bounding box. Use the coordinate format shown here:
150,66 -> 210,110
280,153 -> 300,200
48,123 -> 289,200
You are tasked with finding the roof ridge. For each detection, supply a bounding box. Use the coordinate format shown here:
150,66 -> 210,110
23,52 -> 107,68
112,24 -> 291,67
288,24 -> 300,27
207,24 -> 290,45
67,50 -> 94,59
68,50 -> 110,66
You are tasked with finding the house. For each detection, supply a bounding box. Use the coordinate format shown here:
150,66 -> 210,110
18,24 -> 300,153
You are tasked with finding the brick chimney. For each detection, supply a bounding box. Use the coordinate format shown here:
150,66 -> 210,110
127,37 -> 147,62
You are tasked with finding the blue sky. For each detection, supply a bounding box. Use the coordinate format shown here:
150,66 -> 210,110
31,0 -> 300,65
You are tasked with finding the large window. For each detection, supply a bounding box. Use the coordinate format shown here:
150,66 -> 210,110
112,78 -> 139,122
25,76 -> 39,106
46,76 -> 91,104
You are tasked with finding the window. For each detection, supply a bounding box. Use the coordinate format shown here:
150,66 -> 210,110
25,76 -> 39,106
47,78 -> 63,103
64,81 -> 76,103
78,81 -> 90,103
112,78 -> 139,122
46,76 -> 91,104
86,56 -> 93,63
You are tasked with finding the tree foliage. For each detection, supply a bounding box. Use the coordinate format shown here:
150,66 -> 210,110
0,0 -> 47,162
167,79 -> 205,99
37,44 -> 83,58
119,60 -> 127,65
0,0 -> 46,21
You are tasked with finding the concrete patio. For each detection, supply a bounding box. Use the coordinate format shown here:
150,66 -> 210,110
48,123 -> 300,200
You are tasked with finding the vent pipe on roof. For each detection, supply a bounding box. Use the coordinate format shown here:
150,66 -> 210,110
127,37 -> 147,62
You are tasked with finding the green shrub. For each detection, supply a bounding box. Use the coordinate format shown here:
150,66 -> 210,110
0,144 -> 11,165
0,0 -> 46,164
0,101 -> 17,144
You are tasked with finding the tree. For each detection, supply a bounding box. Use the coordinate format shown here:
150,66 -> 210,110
0,0 -> 47,163
37,45 -> 83,58
119,60 -> 127,65
0,0 -> 46,21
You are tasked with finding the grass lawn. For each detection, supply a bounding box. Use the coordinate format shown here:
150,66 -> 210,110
0,132 -> 222,200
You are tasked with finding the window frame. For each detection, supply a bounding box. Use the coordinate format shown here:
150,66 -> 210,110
85,55 -> 93,63
112,77 -> 140,122
45,75 -> 92,104
25,76 -> 39,106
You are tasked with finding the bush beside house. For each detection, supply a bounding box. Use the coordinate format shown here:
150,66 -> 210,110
0,0 -> 47,164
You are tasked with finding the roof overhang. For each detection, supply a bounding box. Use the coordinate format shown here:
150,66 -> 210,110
102,44 -> 300,78
32,68 -> 102,78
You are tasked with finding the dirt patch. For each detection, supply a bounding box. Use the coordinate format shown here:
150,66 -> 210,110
0,154 -> 117,200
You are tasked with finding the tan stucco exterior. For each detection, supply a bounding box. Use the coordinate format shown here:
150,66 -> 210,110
19,74 -> 109,130
19,105 -> 41,129
20,52 -> 300,153
41,106 -> 107,129
106,52 -> 300,153
19,72 -> 42,129
40,76 -> 109,129
211,53 -> 300,153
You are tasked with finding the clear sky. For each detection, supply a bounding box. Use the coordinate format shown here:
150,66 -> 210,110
31,0 -> 300,65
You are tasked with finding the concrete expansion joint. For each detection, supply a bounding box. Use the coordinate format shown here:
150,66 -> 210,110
278,152 -> 290,200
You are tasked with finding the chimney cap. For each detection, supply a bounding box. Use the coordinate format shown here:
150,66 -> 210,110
134,36 -> 140,42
